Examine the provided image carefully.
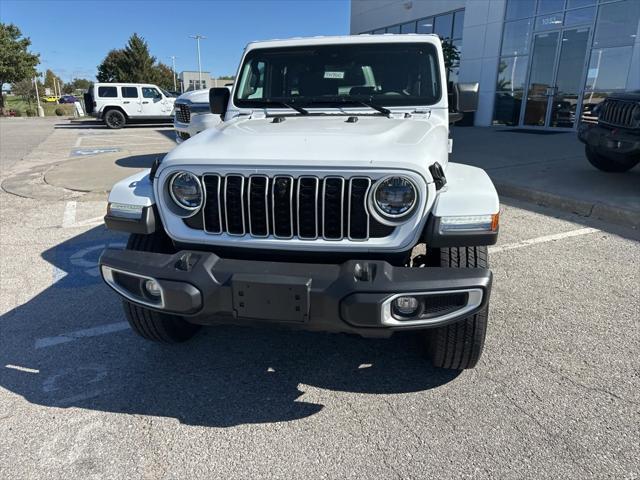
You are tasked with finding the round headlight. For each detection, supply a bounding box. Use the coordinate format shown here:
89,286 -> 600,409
169,171 -> 203,211
372,176 -> 418,219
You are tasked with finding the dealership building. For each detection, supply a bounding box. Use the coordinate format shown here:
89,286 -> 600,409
350,0 -> 640,129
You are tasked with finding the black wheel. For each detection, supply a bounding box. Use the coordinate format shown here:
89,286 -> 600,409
122,231 -> 200,343
424,246 -> 489,370
585,145 -> 639,173
104,109 -> 126,129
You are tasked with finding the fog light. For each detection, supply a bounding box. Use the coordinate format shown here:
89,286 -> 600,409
392,296 -> 421,318
144,279 -> 162,298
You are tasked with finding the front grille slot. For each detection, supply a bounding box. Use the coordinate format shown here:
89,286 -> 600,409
599,99 -> 639,129
193,174 -> 396,241
248,176 -> 269,237
224,175 -> 245,235
176,104 -> 191,123
348,178 -> 371,240
202,175 -> 222,233
322,177 -> 345,240
272,176 -> 294,238
297,177 -> 319,239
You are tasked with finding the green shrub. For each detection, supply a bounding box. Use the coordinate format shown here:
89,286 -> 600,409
25,108 -> 36,117
55,107 -> 65,116
13,109 -> 22,117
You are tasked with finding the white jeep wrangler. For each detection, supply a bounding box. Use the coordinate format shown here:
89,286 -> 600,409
174,88 -> 224,143
100,35 -> 499,370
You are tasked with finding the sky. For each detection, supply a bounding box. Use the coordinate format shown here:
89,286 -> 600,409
0,0 -> 351,82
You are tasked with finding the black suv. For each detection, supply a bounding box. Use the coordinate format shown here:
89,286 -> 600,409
578,92 -> 640,172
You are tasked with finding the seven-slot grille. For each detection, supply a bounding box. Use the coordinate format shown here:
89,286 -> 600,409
598,99 -> 640,129
175,104 -> 191,124
197,174 -> 379,240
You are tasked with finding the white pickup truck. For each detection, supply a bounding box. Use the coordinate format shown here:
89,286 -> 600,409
100,35 -> 500,370
173,89 -> 223,143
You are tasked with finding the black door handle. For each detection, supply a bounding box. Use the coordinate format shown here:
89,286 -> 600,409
123,101 -> 130,104
142,101 -> 149,104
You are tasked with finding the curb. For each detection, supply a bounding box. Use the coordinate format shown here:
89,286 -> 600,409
494,181 -> 639,229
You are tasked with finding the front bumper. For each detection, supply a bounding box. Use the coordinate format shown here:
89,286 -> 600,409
100,248 -> 492,337
578,123 -> 640,156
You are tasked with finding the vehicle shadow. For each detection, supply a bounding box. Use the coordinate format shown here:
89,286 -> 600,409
0,225 -> 458,428
115,153 -> 163,168
55,120 -> 174,130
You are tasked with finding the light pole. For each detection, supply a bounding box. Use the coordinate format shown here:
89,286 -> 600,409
33,76 -> 44,117
169,55 -> 178,92
189,34 -> 206,89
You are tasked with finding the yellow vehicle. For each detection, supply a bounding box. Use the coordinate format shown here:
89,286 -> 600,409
42,96 -> 59,103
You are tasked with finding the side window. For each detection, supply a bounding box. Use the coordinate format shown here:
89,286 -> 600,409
238,61 -> 265,99
122,87 -> 139,98
98,86 -> 117,98
142,87 -> 162,99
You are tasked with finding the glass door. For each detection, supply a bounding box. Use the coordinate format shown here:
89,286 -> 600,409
522,27 -> 591,129
523,31 -> 560,127
549,28 -> 590,128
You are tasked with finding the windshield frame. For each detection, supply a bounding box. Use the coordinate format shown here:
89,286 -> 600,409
232,41 -> 443,111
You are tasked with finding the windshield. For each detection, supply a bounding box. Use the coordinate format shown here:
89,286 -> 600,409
234,42 -> 441,110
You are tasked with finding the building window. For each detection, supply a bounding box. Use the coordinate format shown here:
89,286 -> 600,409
585,45 -> 633,91
400,21 -> 416,34
505,0 -> 536,20
592,0 -> 640,48
434,13 -> 454,39
417,17 -> 434,34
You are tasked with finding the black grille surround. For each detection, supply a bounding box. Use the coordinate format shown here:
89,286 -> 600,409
175,104 -> 191,124
184,174 -> 397,241
598,98 -> 640,129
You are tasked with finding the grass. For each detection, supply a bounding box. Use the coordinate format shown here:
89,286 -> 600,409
2,95 -> 76,117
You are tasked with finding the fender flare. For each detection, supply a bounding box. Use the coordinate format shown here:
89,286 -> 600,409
105,170 -> 157,234
424,163 -> 500,247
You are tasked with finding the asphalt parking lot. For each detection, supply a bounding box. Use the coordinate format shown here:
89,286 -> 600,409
0,119 -> 638,479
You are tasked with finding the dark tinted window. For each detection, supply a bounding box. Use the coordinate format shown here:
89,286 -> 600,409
121,87 -> 138,98
98,86 -> 117,98
235,43 -> 442,108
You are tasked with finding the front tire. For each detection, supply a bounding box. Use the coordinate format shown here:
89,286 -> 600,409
104,109 -> 126,129
425,246 -> 489,370
585,145 -> 639,172
122,231 -> 200,343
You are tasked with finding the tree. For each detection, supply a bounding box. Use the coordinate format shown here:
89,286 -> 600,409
153,62 -> 175,91
97,34 -> 180,89
97,49 -> 127,82
62,77 -> 92,94
12,77 -> 36,101
0,23 -> 40,110
121,33 -> 156,83
441,39 -> 460,82
218,75 -> 235,80
43,69 -> 63,95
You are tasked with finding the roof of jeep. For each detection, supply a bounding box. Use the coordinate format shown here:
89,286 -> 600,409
245,34 -> 441,51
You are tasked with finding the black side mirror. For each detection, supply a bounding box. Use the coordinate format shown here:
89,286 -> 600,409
452,82 -> 479,113
209,87 -> 230,117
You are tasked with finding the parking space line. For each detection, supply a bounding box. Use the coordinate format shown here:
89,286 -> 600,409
35,322 -> 130,349
5,364 -> 40,374
61,201 -> 77,228
489,227 -> 600,254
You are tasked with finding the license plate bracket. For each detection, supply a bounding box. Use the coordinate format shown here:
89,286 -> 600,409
232,274 -> 311,322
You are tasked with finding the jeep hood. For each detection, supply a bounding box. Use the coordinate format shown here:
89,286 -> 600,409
161,113 -> 448,176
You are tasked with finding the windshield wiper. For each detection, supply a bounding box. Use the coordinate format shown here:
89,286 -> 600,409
262,98 -> 309,115
302,96 -> 391,117
353,99 -> 391,116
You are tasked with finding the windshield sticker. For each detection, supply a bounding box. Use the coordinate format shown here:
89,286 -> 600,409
324,71 -> 345,79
